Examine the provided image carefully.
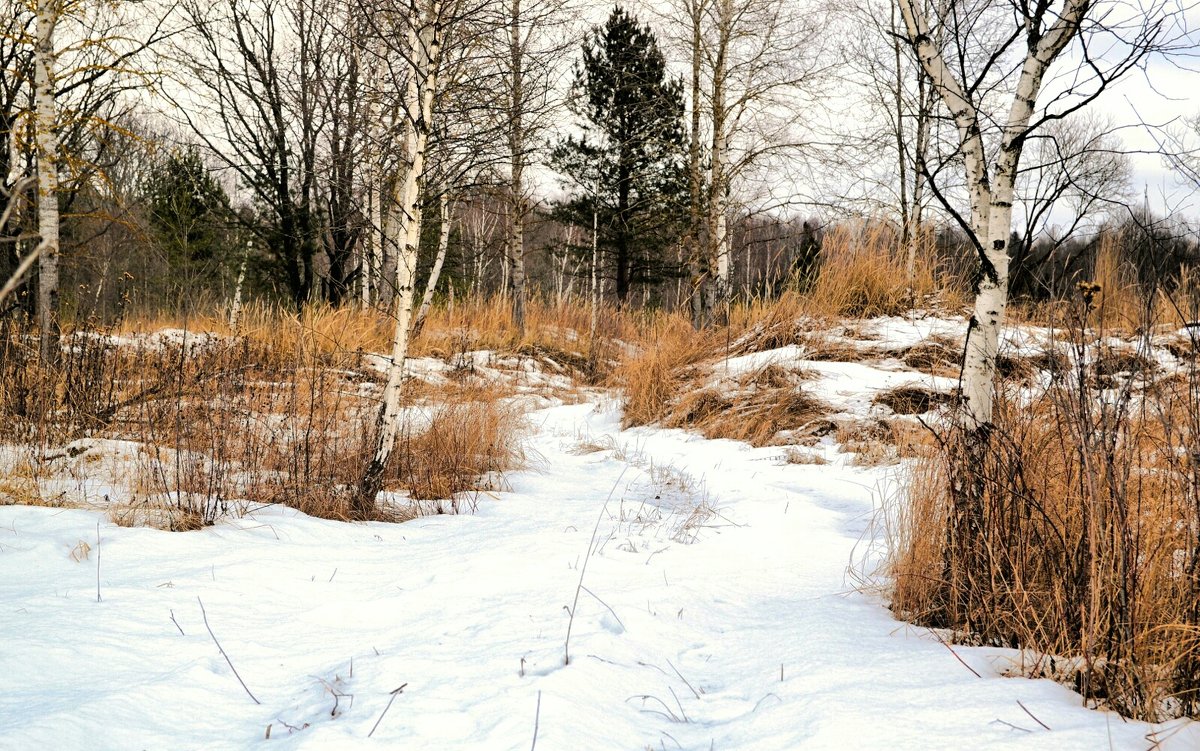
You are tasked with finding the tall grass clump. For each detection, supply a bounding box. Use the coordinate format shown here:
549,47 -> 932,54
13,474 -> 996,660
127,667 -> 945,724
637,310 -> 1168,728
890,292 -> 1200,721
610,312 -> 716,427
805,222 -> 938,318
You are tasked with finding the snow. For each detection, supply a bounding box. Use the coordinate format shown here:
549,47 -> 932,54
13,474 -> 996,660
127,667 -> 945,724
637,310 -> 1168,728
3,391 -> 1198,749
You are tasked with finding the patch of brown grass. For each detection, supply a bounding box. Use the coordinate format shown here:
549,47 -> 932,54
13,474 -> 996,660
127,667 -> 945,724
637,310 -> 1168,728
611,313 -> 717,427
873,385 -> 952,415
393,399 -> 525,508
1,313 -> 526,527
889,327 -> 1200,721
804,223 -> 935,318
897,336 -> 960,374
664,384 -> 829,447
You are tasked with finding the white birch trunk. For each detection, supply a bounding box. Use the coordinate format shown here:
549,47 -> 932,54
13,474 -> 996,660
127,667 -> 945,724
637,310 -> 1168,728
357,1 -> 442,515
507,0 -> 528,336
228,241 -> 250,331
589,210 -> 599,346
706,0 -> 731,319
34,0 -> 60,363
363,177 -> 376,306
898,0 -> 1087,430
412,191 -> 452,336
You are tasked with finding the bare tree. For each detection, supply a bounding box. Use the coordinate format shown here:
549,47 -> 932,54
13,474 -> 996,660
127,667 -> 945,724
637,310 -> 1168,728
33,0 -> 60,360
173,0 -> 324,309
897,0 -> 1179,432
832,0 -> 941,293
5,0 -> 171,351
357,0 -> 483,515
896,0 -> 1187,628
0,176 -> 38,308
666,0 -> 828,324
490,0 -> 572,335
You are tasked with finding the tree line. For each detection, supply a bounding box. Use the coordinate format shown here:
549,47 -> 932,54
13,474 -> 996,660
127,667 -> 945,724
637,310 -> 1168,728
1,0 -> 1196,341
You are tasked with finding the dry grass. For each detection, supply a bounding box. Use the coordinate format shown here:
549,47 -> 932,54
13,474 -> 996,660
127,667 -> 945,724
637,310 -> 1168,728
0,313 -> 526,528
610,312 -> 718,427
663,383 -> 829,447
803,223 -> 941,319
836,418 -> 935,466
888,306 -> 1200,721
1011,240 -> 1200,336
873,385 -> 952,415
783,447 -> 828,465
896,336 -> 961,375
394,398 -> 525,509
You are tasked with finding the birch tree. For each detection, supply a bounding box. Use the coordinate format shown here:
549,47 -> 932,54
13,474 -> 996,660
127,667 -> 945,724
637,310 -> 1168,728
175,0 -> 325,309
14,0 -> 170,353
896,0 -> 1184,626
897,0 -> 1177,432
832,0 -> 941,293
489,0 -> 572,335
1,6 -> 34,295
665,0 -> 826,324
33,0 -> 60,361
356,0 -> 469,515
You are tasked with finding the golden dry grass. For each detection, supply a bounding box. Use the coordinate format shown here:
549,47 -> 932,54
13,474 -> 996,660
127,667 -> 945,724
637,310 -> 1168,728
609,312 -> 718,427
803,223 -> 944,319
0,312 -> 527,527
889,354 -> 1200,720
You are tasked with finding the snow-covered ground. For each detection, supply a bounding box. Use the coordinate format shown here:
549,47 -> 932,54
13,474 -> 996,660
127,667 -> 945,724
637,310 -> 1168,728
4,389 -> 1199,749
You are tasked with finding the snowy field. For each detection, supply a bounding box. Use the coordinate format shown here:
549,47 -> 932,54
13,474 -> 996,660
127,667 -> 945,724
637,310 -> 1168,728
3,321 -> 1200,749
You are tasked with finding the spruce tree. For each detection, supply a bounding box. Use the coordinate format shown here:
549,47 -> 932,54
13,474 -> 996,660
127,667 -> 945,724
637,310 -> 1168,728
553,6 -> 688,304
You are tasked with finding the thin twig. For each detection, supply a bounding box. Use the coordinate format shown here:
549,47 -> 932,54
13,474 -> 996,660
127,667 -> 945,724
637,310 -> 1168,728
530,690 -> 542,751
95,521 -> 101,603
170,609 -> 185,636
0,238 -> 47,309
1016,700 -> 1051,730
197,596 -> 260,704
665,659 -> 700,700
930,628 -> 982,678
580,585 -> 624,630
626,694 -> 681,722
752,693 -> 781,713
991,719 -> 1032,733
368,684 -> 407,738
668,686 -> 689,723
565,468 -> 628,665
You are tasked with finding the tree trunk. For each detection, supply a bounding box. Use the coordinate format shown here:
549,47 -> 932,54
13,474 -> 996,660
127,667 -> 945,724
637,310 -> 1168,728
34,0 -> 60,364
686,0 -> 707,327
356,2 -> 442,517
507,0 -> 527,337
705,0 -> 730,323
898,0 -> 1087,629
412,191 -> 452,337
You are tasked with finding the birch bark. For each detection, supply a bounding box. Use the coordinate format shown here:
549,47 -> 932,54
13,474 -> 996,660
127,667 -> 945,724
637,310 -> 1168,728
412,191 -> 452,336
896,0 -> 1085,430
34,0 -> 60,363
356,0 -> 443,516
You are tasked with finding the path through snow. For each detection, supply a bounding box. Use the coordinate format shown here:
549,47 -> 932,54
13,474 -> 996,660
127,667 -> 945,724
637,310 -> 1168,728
1,399 -> 1196,749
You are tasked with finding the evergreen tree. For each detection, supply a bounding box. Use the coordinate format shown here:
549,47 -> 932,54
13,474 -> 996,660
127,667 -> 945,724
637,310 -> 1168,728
142,146 -> 232,295
552,6 -> 688,304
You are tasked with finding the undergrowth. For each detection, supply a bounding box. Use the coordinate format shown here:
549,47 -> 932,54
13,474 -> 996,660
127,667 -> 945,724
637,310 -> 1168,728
0,314 -> 525,527
888,295 -> 1200,722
